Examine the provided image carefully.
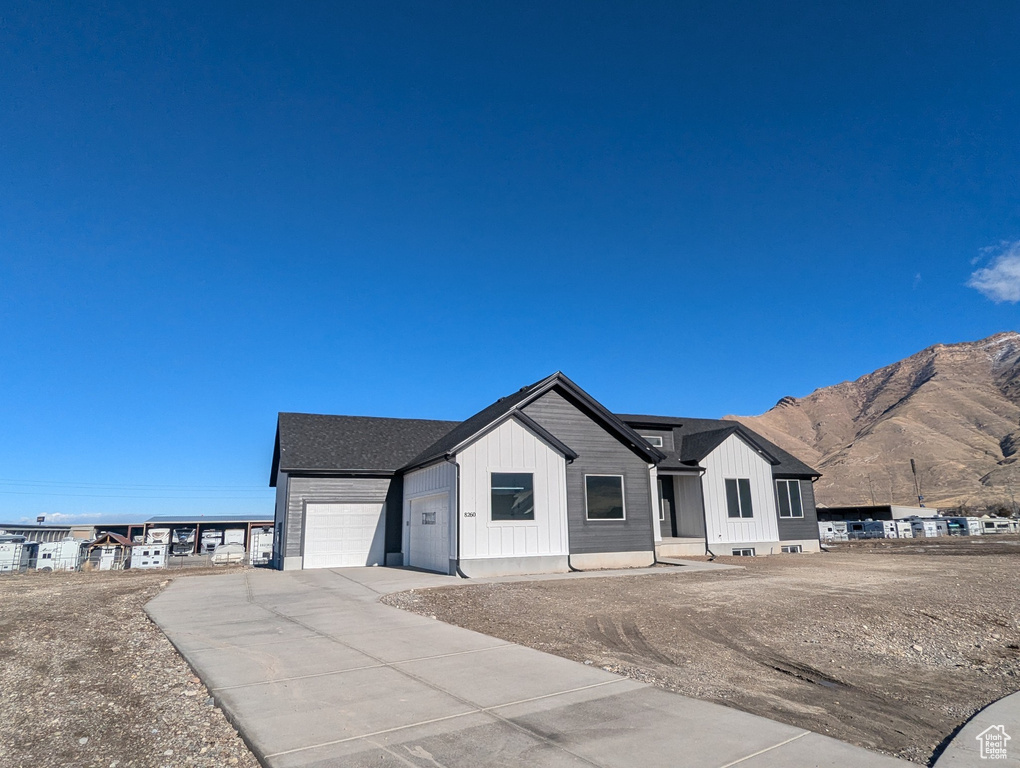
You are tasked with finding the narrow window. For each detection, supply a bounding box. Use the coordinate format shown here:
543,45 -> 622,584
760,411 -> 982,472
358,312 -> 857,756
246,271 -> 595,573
642,435 -> 664,447
491,473 -> 535,521
585,475 -> 625,520
725,478 -> 754,518
781,544 -> 803,554
776,479 -> 804,518
731,548 -> 755,556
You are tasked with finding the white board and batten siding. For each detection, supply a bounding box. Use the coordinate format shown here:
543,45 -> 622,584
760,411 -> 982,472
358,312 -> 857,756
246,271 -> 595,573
701,434 -> 780,546
457,418 -> 569,562
403,461 -> 456,574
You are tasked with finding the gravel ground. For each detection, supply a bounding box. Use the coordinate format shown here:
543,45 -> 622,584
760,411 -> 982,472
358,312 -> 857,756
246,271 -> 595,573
0,568 -> 260,768
383,536 -> 1020,766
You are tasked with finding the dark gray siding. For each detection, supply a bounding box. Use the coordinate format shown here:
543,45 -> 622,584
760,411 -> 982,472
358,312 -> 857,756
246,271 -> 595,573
776,479 -> 820,541
636,429 -> 674,453
284,476 -> 393,558
523,390 -> 655,555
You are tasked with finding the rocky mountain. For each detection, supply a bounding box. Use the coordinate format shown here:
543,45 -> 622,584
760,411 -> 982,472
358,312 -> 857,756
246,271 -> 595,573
730,332 -> 1020,511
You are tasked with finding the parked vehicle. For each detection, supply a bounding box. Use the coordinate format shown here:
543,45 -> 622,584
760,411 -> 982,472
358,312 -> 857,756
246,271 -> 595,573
210,542 -> 245,566
909,519 -> 941,538
0,535 -> 36,573
223,529 -> 246,546
200,530 -> 223,554
893,520 -> 914,538
249,526 -> 274,565
36,538 -> 86,571
171,528 -> 196,556
131,542 -> 168,569
818,521 -> 848,542
146,528 -> 171,544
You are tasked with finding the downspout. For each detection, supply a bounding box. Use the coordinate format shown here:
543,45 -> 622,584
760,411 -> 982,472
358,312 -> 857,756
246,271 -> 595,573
444,454 -> 470,579
700,471 -> 716,558
561,456 -> 582,572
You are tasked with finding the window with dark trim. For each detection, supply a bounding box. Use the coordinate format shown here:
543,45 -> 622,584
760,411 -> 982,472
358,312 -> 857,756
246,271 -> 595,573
585,475 -> 625,520
725,478 -> 754,518
491,473 -> 535,521
776,479 -> 804,518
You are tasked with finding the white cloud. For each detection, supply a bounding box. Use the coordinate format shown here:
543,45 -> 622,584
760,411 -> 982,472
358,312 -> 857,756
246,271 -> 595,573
968,241 -> 1020,303
13,511 -> 122,525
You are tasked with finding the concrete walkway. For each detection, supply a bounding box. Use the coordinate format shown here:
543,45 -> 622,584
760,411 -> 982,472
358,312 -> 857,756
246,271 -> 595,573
146,565 -> 910,768
934,690 -> 1020,767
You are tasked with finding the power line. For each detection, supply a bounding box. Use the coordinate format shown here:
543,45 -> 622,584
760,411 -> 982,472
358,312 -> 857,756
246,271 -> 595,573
0,489 -> 271,500
0,479 -> 269,491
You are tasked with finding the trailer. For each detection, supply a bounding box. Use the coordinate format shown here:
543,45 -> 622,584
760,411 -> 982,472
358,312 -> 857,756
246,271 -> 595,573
210,542 -> 245,566
131,542 -> 168,569
171,528 -> 196,556
200,529 -> 223,554
0,535 -> 36,573
36,538 -> 86,571
146,528 -> 171,544
910,519 -> 942,538
248,526 -> 274,565
223,528 -> 246,546
818,521 -> 848,542
893,520 -> 914,538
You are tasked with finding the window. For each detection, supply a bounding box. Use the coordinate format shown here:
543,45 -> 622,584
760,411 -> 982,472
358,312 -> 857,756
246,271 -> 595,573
781,544 -> 802,554
725,478 -> 754,518
585,475 -> 625,520
490,473 -> 535,521
776,479 -> 804,518
642,435 -> 664,447
731,548 -> 755,556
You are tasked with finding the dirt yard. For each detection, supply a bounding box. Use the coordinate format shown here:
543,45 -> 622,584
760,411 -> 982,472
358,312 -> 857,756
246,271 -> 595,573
384,536 -> 1020,766
0,568 -> 260,768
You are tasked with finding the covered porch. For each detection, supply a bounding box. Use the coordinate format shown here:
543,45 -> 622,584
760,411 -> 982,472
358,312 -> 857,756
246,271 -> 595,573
656,469 -> 708,557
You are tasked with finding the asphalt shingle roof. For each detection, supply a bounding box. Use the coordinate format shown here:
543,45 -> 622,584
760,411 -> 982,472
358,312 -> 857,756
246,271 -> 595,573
272,413 -> 460,481
618,414 -> 820,477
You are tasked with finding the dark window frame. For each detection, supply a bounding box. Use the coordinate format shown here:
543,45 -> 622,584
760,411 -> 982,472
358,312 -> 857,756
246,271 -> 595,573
725,478 -> 754,518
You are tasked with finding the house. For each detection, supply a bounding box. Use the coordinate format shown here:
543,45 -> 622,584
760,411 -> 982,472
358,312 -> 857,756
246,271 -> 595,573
270,373 -> 822,575
617,415 -> 821,557
86,533 -> 133,571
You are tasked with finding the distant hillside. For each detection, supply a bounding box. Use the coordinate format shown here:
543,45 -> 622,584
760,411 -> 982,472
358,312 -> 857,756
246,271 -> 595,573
730,332 -> 1020,511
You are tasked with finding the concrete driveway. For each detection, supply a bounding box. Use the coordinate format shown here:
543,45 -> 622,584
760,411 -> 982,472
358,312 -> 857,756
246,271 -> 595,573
146,566 -> 910,768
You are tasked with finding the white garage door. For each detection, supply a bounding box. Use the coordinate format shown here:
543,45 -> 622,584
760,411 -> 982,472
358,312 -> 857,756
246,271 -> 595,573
304,502 -> 385,569
408,493 -> 449,574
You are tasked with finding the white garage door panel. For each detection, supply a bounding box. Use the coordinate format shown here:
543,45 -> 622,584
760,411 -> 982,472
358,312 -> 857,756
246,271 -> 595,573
304,503 -> 385,569
409,493 -> 449,574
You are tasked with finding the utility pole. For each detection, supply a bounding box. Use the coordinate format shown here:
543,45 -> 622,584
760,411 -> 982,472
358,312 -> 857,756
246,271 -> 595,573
910,459 -> 924,508
867,474 -> 876,506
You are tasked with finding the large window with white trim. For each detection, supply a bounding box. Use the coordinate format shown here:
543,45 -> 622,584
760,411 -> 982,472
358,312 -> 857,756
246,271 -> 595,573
776,479 -> 804,518
490,473 -> 535,521
585,475 -> 625,520
725,478 -> 753,518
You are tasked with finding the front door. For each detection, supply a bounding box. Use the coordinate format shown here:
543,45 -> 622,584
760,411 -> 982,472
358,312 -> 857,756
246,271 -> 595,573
658,476 -> 677,537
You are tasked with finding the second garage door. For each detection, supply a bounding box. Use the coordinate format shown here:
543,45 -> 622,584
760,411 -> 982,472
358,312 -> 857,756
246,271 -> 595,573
303,502 -> 386,569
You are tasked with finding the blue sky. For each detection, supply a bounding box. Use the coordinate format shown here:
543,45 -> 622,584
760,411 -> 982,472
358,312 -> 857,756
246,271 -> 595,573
1,1 -> 1018,523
